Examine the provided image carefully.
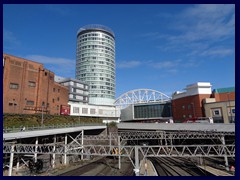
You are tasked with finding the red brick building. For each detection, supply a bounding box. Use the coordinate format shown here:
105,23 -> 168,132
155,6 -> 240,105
171,82 -> 212,122
172,83 -> 235,123
3,54 -> 69,115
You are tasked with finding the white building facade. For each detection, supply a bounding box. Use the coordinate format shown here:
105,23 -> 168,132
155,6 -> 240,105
69,102 -> 120,123
55,76 -> 89,104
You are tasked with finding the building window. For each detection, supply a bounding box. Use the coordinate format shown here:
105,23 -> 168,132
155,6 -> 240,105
57,105 -> 59,110
26,101 -> 34,105
182,105 -> 185,109
45,72 -> 48,76
73,107 -> 79,114
188,114 -> 192,118
57,97 -> 60,101
90,109 -> 96,114
232,109 -> 235,114
28,81 -> 36,87
10,83 -> 19,89
188,104 -> 191,109
82,108 -> 88,114
212,109 -> 221,116
58,89 -> 60,93
183,115 -> 186,118
99,109 -> 103,115
53,88 -> 55,92
52,99 -> 55,103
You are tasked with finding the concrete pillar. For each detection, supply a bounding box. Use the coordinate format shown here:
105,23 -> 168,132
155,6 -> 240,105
34,137 -> 38,163
81,130 -> 84,160
221,136 -> 229,171
64,134 -> 67,165
134,146 -> 140,176
118,136 -> 121,169
110,133 -> 112,150
16,156 -> 20,174
8,144 -> 15,176
52,135 -> 56,168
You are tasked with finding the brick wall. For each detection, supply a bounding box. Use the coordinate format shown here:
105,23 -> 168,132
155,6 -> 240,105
3,54 -> 69,115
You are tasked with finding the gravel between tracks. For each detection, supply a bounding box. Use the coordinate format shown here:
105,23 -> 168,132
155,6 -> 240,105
45,157 -> 134,176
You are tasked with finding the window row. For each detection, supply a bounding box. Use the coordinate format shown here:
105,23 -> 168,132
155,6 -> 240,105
78,45 -> 115,52
89,94 -> 115,98
77,49 -> 115,58
78,37 -> 114,45
78,41 -> 114,49
9,81 -> 36,89
78,40 -> 115,48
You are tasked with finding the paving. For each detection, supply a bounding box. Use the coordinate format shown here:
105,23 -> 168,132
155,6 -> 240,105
198,165 -> 234,176
139,159 -> 158,176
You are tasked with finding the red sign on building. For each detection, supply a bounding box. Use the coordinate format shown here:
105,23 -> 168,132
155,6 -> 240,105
60,105 -> 70,115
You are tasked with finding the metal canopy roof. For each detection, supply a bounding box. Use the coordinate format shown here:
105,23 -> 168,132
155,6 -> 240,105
3,125 -> 106,141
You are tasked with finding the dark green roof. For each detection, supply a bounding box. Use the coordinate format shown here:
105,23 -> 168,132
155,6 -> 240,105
213,87 -> 235,94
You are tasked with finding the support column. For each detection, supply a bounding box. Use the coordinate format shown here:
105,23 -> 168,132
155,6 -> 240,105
64,134 -> 67,165
81,130 -> 84,160
118,136 -> 121,169
110,133 -> 112,150
8,144 -> 15,176
134,146 -> 140,176
16,156 -> 20,174
221,136 -> 229,171
34,137 -> 38,163
52,135 -> 56,168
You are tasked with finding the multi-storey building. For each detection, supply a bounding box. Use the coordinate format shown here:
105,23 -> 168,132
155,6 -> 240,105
204,87 -> 235,123
3,54 -> 69,115
171,82 -> 212,122
55,76 -> 89,104
76,24 -> 116,106
172,83 -> 235,123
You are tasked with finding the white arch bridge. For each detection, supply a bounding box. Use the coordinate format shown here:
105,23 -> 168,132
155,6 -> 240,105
114,89 -> 171,109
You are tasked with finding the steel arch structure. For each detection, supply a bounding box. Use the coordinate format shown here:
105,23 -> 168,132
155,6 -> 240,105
114,89 -> 171,109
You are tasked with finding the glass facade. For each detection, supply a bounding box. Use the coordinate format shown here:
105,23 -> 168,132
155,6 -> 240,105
134,103 -> 171,119
76,25 -> 115,105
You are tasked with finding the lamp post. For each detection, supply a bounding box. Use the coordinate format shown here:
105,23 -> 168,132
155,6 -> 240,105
41,102 -> 45,126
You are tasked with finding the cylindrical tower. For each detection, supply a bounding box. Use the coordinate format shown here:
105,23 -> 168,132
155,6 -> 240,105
76,24 -> 115,105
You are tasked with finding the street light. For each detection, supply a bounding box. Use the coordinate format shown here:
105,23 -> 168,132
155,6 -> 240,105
41,102 -> 45,126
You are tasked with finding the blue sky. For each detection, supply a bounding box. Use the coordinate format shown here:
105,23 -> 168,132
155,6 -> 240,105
3,4 -> 235,98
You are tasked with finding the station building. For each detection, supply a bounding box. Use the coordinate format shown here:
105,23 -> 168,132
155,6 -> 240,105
3,54 -> 69,115
120,102 -> 172,123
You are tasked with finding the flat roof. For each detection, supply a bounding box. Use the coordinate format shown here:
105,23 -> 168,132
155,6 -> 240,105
213,87 -> 235,94
3,125 -> 106,141
117,123 -> 235,132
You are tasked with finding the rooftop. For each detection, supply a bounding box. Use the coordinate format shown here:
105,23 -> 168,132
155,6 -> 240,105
213,87 -> 235,94
77,24 -> 115,38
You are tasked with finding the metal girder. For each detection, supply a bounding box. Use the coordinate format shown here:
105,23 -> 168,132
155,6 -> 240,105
114,89 -> 171,109
3,144 -> 235,158
112,131 -> 235,140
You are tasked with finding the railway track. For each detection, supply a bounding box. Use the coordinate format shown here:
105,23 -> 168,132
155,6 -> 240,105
58,157 -> 134,176
149,157 -> 213,176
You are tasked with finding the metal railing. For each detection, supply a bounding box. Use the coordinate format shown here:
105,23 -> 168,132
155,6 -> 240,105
3,123 -> 106,133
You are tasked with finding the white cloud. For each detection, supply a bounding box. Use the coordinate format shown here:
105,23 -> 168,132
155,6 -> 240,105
144,4 -> 235,58
3,29 -> 21,47
200,48 -> 234,57
152,60 -> 180,69
117,60 -> 142,68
